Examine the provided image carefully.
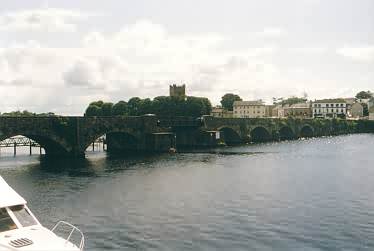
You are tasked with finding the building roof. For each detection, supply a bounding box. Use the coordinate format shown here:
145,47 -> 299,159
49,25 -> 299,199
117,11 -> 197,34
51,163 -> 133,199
313,98 -> 346,104
0,176 -> 27,208
233,100 -> 264,106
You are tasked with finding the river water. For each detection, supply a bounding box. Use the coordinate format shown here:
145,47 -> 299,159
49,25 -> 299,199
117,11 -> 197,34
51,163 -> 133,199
1,134 -> 374,251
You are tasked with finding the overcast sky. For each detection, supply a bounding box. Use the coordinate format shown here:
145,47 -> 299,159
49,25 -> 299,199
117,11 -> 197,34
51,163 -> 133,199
0,0 -> 373,115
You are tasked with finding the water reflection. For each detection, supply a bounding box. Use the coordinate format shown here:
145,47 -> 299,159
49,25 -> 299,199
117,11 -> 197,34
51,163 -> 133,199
0,134 -> 374,250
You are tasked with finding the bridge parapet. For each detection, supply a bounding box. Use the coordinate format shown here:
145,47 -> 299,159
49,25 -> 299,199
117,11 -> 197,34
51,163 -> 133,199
158,116 -> 202,127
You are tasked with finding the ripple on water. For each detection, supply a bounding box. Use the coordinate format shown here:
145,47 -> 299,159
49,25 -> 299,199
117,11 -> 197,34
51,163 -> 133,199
1,134 -> 374,250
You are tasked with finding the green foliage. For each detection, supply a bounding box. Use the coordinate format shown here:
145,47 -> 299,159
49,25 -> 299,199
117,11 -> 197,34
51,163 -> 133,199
361,103 -> 369,116
85,101 -> 114,116
101,102 -> 113,116
220,93 -> 242,111
186,97 -> 212,117
85,105 -> 102,116
89,100 -> 104,107
0,110 -> 56,117
138,98 -> 153,115
357,120 -> 374,133
85,96 -> 212,117
127,97 -> 142,116
355,91 -> 373,99
274,96 -> 308,106
112,101 -> 128,116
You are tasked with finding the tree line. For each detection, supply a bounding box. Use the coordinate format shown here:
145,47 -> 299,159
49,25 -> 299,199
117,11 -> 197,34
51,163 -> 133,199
84,96 -> 212,117
0,110 -> 56,117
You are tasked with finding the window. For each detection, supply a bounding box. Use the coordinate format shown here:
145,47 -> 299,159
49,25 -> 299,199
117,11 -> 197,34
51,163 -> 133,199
341,104 -> 344,107
0,208 -> 17,232
10,205 -> 37,227
327,104 -> 329,107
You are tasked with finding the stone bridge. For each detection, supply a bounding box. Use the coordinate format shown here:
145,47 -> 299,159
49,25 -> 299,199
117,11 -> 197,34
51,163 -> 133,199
0,115 -> 371,157
0,115 -> 173,157
201,116 -> 359,145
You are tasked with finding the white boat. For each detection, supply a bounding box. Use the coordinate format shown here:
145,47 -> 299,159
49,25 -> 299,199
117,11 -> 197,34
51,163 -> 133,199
0,176 -> 84,251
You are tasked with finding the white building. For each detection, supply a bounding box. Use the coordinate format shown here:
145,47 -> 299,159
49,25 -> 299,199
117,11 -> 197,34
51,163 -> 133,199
349,102 -> 364,118
272,105 -> 285,118
312,99 -> 347,119
233,100 -> 265,118
210,106 -> 233,118
369,106 -> 374,121
368,97 -> 374,110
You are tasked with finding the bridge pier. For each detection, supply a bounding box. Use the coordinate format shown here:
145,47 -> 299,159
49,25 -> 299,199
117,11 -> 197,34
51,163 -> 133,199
105,132 -> 176,154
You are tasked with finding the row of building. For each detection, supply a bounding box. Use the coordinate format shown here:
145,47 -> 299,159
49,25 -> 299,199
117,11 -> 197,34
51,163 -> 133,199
211,98 -> 374,120
168,84 -> 374,120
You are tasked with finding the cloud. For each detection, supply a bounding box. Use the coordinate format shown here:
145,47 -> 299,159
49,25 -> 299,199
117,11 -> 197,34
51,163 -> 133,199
255,27 -> 286,38
336,45 -> 374,62
0,8 -> 97,32
290,47 -> 328,54
63,60 -> 105,89
0,18 -> 372,114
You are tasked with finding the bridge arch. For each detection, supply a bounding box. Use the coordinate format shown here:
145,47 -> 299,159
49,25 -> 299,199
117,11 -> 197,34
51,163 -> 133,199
83,129 -> 141,153
0,134 -> 70,156
278,126 -> 295,141
218,127 -> 242,145
249,126 -> 272,143
300,125 -> 314,138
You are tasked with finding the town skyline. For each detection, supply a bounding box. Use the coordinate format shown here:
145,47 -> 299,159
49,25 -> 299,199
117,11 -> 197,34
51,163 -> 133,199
0,0 -> 373,115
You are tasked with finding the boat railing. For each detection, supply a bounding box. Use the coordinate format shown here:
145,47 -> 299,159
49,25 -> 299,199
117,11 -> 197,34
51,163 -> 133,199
51,221 -> 85,251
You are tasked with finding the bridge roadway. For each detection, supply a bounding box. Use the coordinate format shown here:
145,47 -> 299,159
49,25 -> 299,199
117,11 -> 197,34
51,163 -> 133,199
0,115 -> 366,158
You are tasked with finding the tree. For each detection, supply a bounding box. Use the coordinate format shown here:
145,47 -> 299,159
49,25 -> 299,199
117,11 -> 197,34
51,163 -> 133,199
89,100 -> 104,107
127,97 -> 142,116
355,91 -> 373,99
185,97 -> 203,117
85,95 -> 213,117
1,110 -> 56,117
273,96 -> 307,106
85,105 -> 102,116
1,110 -> 35,116
112,101 -> 128,116
201,97 -> 212,115
101,102 -> 113,116
220,93 -> 242,111
283,97 -> 307,106
138,98 -> 153,115
362,103 -> 369,116
273,97 -> 284,105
